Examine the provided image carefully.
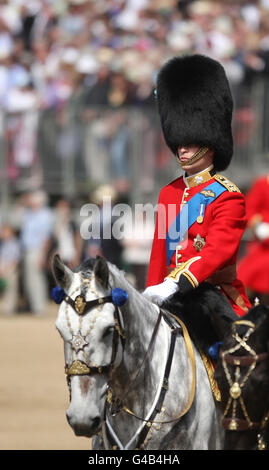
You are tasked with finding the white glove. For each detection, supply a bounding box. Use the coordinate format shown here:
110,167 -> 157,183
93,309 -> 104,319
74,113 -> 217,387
143,278 -> 179,306
255,222 -> 269,241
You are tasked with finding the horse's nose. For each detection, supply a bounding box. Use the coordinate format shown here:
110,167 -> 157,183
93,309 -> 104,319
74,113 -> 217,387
66,411 -> 101,437
73,420 -> 101,437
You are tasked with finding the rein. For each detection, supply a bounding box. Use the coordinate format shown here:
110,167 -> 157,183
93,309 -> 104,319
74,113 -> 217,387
107,309 -> 164,416
106,310 -> 196,426
103,310 -> 196,450
220,319 -> 269,449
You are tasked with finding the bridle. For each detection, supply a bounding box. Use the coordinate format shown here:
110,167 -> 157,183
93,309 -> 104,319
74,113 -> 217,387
65,304 -> 125,385
52,281 -> 127,394
63,289 -> 196,423
65,311 -> 126,386
220,319 -> 269,449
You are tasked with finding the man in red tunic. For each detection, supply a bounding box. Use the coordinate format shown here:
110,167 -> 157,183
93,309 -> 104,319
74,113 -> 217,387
144,54 -> 251,317
238,175 -> 269,304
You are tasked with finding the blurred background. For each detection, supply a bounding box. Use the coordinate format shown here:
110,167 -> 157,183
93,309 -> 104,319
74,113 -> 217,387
1,0 -> 269,312
1,0 -> 269,450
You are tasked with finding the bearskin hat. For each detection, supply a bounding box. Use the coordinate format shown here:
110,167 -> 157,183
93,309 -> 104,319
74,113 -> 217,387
156,54 -> 233,171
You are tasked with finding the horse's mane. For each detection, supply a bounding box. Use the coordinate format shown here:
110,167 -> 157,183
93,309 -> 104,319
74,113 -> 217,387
163,283 -> 237,354
107,261 -> 159,313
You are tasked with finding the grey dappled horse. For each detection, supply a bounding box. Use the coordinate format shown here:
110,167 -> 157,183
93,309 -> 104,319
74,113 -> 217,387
53,254 -> 223,450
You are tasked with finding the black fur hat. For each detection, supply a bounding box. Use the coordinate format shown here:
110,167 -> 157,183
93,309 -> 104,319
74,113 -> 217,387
156,54 -> 233,171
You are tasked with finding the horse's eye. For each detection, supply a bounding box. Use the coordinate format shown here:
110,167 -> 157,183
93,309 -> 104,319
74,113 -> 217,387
102,326 -> 114,338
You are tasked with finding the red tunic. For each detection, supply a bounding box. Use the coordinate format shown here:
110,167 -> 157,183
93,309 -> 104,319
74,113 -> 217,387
238,175 -> 269,294
146,168 -> 251,316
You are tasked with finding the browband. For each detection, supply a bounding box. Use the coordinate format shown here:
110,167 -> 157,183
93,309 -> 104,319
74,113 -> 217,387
65,293 -> 113,315
51,285 -> 128,315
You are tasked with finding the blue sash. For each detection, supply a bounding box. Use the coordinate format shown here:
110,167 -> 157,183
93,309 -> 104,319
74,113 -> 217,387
166,181 -> 227,266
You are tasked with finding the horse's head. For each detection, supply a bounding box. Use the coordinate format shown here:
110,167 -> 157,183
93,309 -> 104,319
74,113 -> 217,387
53,254 -> 126,438
214,304 -> 269,449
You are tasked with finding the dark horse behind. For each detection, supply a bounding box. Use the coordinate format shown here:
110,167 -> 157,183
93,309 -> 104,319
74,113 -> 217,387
164,285 -> 269,450
213,302 -> 269,450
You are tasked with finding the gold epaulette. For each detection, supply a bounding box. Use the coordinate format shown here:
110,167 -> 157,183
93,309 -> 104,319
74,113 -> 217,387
214,174 -> 241,193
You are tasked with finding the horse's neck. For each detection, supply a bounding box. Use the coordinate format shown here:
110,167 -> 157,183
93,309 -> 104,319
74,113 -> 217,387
109,268 -> 165,400
109,265 -> 159,344
121,290 -> 161,370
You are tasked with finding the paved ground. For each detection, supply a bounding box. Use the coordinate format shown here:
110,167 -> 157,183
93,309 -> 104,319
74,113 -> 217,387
0,304 -> 90,450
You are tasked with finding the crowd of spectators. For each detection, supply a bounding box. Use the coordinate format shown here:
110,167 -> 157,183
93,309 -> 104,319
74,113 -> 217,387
2,0 -> 269,115
1,0 -> 269,195
0,186 -> 154,315
0,190 -> 79,316
2,0 -> 269,315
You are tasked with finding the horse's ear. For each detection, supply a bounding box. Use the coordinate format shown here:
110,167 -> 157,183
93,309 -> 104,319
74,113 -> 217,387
52,254 -> 73,290
94,256 -> 109,289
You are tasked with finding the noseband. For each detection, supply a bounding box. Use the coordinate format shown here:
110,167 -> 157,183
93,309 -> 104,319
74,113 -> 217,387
220,319 -> 269,449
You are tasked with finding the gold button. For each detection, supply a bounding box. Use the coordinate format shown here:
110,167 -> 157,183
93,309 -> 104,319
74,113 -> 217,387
197,215 -> 204,224
177,254 -> 182,260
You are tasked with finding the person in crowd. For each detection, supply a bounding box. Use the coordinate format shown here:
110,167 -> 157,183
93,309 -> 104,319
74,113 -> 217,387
20,190 -> 53,316
82,184 -> 123,266
0,223 -> 21,315
52,198 -> 82,269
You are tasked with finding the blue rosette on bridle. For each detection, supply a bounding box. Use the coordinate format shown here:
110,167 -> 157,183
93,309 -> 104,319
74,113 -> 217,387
111,288 -> 128,306
51,286 -> 65,304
